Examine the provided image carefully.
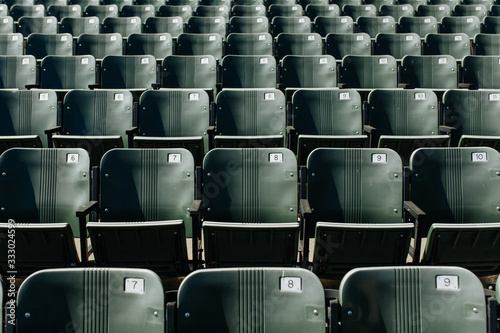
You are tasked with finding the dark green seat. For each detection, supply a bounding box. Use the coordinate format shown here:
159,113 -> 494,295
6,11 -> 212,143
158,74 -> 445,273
355,16 -> 396,38
313,16 -> 354,36
400,55 -> 458,89
231,4 -> 266,17
0,89 -> 57,153
409,147 -> 500,273
0,17 -> 14,34
305,3 -> 340,19
143,17 -> 184,37
342,4 -> 377,20
482,16 -> 500,34
423,33 -> 471,59
341,55 -> 398,89
0,148 -> 91,273
268,3 -> 304,19
135,0 -> 165,10
379,4 -> 414,21
290,89 -> 367,165
214,89 -> 286,148
100,55 -> 157,89
0,33 -> 22,55
474,33 -> 500,55
325,33 -> 371,59
17,268 -> 165,332
398,16 -> 438,38
364,0 -> 394,11
195,5 -> 229,21
134,89 -> 211,165
60,17 -> 100,36
76,33 -> 123,60
83,4 -> 119,24
228,16 -> 269,33
462,55 -> 500,89
274,32 -> 323,60
40,55 -> 96,90
280,55 -> 337,91
440,16 -> 480,36
366,89 -> 450,164
161,55 -> 217,96
338,266 -> 487,332
305,148 -> 414,276
26,33 -> 73,59
120,4 -> 155,21
221,55 -> 276,88
10,4 -> 44,21
226,32 -> 273,55
373,33 -> 421,60
102,0 -> 132,10
17,16 -> 58,37
453,4 -> 488,20
126,33 -> 173,59
46,4 -> 82,22
88,148 -> 195,275
271,16 -> 312,37
52,89 -> 133,166
0,55 -> 36,89
415,4 -> 450,21
202,148 -> 300,267
176,33 -> 224,61
102,16 -> 142,37
442,89 -> 500,149
186,16 -> 226,39
157,5 -> 192,21
176,268 -> 326,333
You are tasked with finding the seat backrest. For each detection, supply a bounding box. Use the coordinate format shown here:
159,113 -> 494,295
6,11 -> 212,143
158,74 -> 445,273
305,3 -> 340,19
0,17 -> 14,34
228,16 -> 269,33
415,4 -> 450,21
102,0 -> 132,10
176,32 -> 223,61
41,55 -> 96,89
271,16 -> 311,37
325,32 -> 371,59
126,32 -> 173,58
379,4 -> 414,21
373,32 -> 421,59
17,268 -> 165,332
398,16 -> 438,38
410,147 -> 500,226
120,4 -> 155,21
313,16 -> 354,36
0,55 -> 36,89
10,4 -> 44,21
157,4 -> 192,21
186,16 -> 226,38
268,3 -> 304,19
341,55 -> 398,88
275,32 -> 322,60
280,55 -> 337,89
101,55 -> 156,89
60,16 -> 100,36
400,54 -> 457,89
221,55 -> 276,88
307,148 -> 403,223
355,16 -> 396,38
462,55 -> 500,89
440,16 -> 480,36
102,16 -> 142,37
161,54 -> 217,90
177,267 -> 326,333
76,33 -> 123,59
339,266 -> 487,332
0,89 -> 57,148
0,33 -> 23,55
83,4 -> 119,24
17,16 -> 58,37
482,16 -> 500,34
202,147 -> 297,223
473,33 -> 500,55
423,33 -> 470,59
26,33 -> 73,59
453,4 -> 487,20
0,148 -> 90,237
143,16 -> 184,37
342,4 -> 377,20
195,4 -> 229,20
226,32 -> 273,55
231,4 -> 266,17
46,4 -> 82,21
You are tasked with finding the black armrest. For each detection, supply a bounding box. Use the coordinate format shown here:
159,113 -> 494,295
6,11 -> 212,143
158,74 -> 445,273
403,200 -> 426,264
151,83 -> 161,90
439,125 -> 455,135
328,298 -> 340,333
166,301 -> 176,333
286,125 -> 296,153
189,199 -> 202,269
300,198 -> 312,217
299,198 -> 312,267
88,83 -> 100,89
25,84 -> 39,89
45,125 -> 63,148
458,83 -> 472,89
76,200 -> 98,265
337,82 -> 346,89
363,125 -> 376,134
403,200 -> 425,220
126,126 -> 139,147
76,200 -> 99,218
207,125 -> 215,135
190,200 -> 202,217
398,83 -> 409,89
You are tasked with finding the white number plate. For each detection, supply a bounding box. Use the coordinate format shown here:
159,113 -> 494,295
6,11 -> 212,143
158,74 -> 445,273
124,278 -> 145,293
436,275 -> 458,290
280,277 -> 301,292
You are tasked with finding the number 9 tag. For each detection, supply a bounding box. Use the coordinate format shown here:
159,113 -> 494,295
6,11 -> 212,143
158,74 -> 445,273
436,275 -> 458,290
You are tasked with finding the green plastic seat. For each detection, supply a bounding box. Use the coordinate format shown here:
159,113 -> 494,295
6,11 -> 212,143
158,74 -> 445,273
46,4 -> 82,22
143,17 -> 184,37
342,4 -> 377,20
226,32 -> 273,55
373,32 -> 421,60
0,148 -> 91,270
453,4 -> 488,20
271,16 -> 312,37
228,16 -> 269,33
161,55 -> 217,95
88,148 -> 195,275
415,4 -> 451,21
76,33 -> 123,60
176,268 -> 326,333
60,17 -> 100,36
400,55 -> 458,89
176,33 -> 224,61
428,0 -> 459,7
26,33 -> 73,59
379,4 -> 414,21
100,55 -> 156,89
409,147 -> 500,273
102,16 -> 142,37
364,0 -> 394,11
231,4 -> 266,17
221,55 -> 276,88
102,0 -> 132,10
305,3 -> 340,19
126,33 -> 173,59
0,33 -> 23,55
69,0 -> 99,8
325,33 -> 371,59
135,89 -> 210,165
17,16 -> 58,37
280,55 -> 337,91
313,16 -> 353,36
120,4 -> 155,21
338,266 -> 487,332
135,0 -> 165,10
0,89 -> 57,153
83,4 -> 119,24
423,33 -> 471,59
443,89 -> 500,149
5,0 -> 33,7
440,16 -> 480,36
275,32 -> 323,60
201,148 -> 300,266
341,55 -> 398,89
462,55 -> 500,89
0,4 -> 7,16
167,0 -> 198,10
474,33 -> 500,55
0,55 -> 36,89
40,55 -> 96,90
195,5 -> 229,21
17,268 -> 165,332
305,148 -> 413,276
268,3 -> 304,19
355,16 -> 396,38
157,4 -> 192,21
10,4 -> 44,21
367,89 -> 450,164
290,89 -> 367,165
482,16 -> 500,34
37,0 -> 69,7
0,17 -> 14,34
52,89 -> 133,166
186,16 -> 226,39
398,16 -> 438,38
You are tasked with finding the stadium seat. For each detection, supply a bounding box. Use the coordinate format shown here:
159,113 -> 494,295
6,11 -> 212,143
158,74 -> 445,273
279,55 -> 337,91
337,266 -> 488,332
17,16 -> 58,37
76,33 -> 123,60
400,54 -> 458,89
214,89 -> 286,148
83,4 -> 119,24
101,16 -> 142,37
313,16 -> 354,36
226,32 -> 273,56
305,3 -> 340,19
176,33 -> 224,61
0,17 -> 14,34
26,33 -> 73,59
423,33 -> 471,59
289,89 -> 367,165
341,55 -> 398,89
364,0 -> 394,11
473,33 -> 500,55
342,4 -> 377,20
228,16 -> 269,33
120,4 -> 155,21
274,32 -> 323,60
453,4 -> 488,20
379,4 -> 414,21
39,55 -> 96,90
186,16 -> 226,39
17,268 -> 165,332
482,16 -> 500,34
0,4 -> 8,16
325,33 -> 371,59
442,89 -> 500,149
0,89 -> 57,153
268,3 -> 304,19
428,0 -> 459,7
59,16 -> 100,36
126,33 -> 173,59
303,148 -> 414,275
36,0 -> 69,7
51,89 -> 133,166
134,0 -> 164,10
100,54 -> 156,90
373,32 -> 421,59
271,16 -> 312,37
195,5 -> 229,21
46,4 -> 82,22
490,4 -> 500,16
0,148 -> 92,272
398,16 -> 438,38
134,89 -> 211,165
68,0 -> 98,6
174,267 -> 326,332
157,4 -> 192,21
5,0 -> 34,7
462,55 -> 500,89
366,89 -> 450,164
161,55 -> 217,96
10,4 -> 44,21
355,16 -> 396,37
231,4 -> 266,17
266,0 -> 298,5
167,0 -> 198,10
397,0 -> 425,6
201,148 -> 300,267
221,55 -> 277,88
408,147 -> 500,273
143,17 -> 184,37
0,33 -> 23,55
0,55 -> 36,89
87,148 -> 195,274
440,16 -> 480,37
415,4 -> 451,21
102,0 -> 132,10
